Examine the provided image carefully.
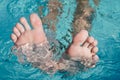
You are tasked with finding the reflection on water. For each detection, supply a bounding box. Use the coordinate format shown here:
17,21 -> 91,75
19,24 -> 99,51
0,0 -> 120,80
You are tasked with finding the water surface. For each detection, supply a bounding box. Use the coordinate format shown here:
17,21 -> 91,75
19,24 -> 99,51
0,0 -> 120,80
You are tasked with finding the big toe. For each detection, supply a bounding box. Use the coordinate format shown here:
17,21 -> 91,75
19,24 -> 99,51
73,30 -> 88,45
30,13 -> 43,30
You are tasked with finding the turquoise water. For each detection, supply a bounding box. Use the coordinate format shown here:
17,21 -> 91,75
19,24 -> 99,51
0,0 -> 120,80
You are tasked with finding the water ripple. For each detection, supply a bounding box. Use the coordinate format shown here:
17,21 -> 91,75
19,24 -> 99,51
7,0 -> 38,17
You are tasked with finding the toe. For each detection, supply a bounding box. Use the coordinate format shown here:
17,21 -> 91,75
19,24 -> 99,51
16,23 -> 25,33
90,55 -> 99,67
92,40 -> 98,46
83,36 -> 94,47
13,27 -> 21,37
88,39 -> 98,52
73,30 -> 88,45
92,55 -> 99,63
11,33 -> 17,42
82,41 -> 89,47
30,13 -> 43,30
20,17 -> 31,30
88,44 -> 93,50
87,36 -> 94,44
92,47 -> 98,53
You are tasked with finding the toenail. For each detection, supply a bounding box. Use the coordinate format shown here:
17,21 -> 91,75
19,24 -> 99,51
94,40 -> 98,45
81,30 -> 88,34
92,47 -> 98,53
31,13 -> 38,17
20,17 -> 25,22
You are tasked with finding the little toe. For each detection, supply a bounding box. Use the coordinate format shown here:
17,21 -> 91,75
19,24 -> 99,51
73,30 -> 88,45
20,17 -> 31,30
92,55 -> 99,63
90,55 -> 99,67
11,33 -> 17,42
92,47 -> 98,53
16,23 -> 25,33
30,13 -> 43,30
13,27 -> 21,37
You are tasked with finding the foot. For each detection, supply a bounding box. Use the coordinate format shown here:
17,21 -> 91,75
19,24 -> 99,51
67,30 -> 99,67
11,13 -> 47,46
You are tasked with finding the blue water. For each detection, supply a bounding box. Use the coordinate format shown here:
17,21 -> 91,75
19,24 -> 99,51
0,0 -> 120,80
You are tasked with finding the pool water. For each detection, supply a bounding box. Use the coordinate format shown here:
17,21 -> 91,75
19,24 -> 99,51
0,0 -> 120,80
